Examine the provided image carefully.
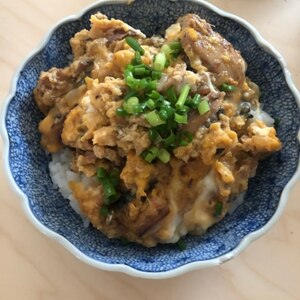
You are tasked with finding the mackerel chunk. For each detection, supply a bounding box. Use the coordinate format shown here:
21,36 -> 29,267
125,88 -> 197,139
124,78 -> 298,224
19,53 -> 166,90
178,14 -> 246,85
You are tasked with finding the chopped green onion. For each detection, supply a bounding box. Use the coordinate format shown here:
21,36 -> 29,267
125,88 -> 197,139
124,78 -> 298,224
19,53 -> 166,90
166,86 -> 177,104
161,44 -> 171,53
169,41 -> 183,58
96,167 -> 107,179
148,128 -> 159,142
133,105 -> 144,115
146,99 -> 156,110
176,239 -> 186,251
178,131 -> 193,147
100,206 -> 109,217
159,106 -> 174,121
214,201 -> 223,217
132,63 -> 152,71
167,119 -> 179,131
177,105 -> 190,114
146,79 -> 157,91
176,84 -> 190,109
161,44 -> 172,57
163,131 -> 176,148
132,66 -> 149,77
124,68 -> 134,81
169,41 -> 182,51
143,146 -> 159,163
175,112 -> 188,124
158,109 -> 169,121
125,64 -> 134,71
132,51 -> 142,65
157,148 -> 170,163
185,97 -> 193,107
162,99 -> 172,107
134,78 -> 146,90
151,70 -> 162,80
197,99 -> 210,115
116,107 -> 129,116
96,168 -> 120,205
155,96 -> 167,108
156,124 -> 170,139
165,59 -> 170,68
124,90 -> 137,101
161,42 -> 182,59
192,94 -> 201,108
124,65 -> 156,91
138,102 -> 147,113
153,52 -> 167,71
220,83 -> 236,92
144,110 -> 166,127
125,76 -> 155,91
148,90 -> 161,100
123,96 -> 139,114
125,37 -> 145,55
103,182 -> 119,205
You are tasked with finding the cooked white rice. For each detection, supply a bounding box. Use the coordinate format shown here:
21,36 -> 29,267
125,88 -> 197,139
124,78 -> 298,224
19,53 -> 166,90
49,149 -> 90,227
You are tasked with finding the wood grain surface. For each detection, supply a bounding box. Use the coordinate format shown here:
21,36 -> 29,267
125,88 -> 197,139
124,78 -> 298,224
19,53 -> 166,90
0,1 -> 299,299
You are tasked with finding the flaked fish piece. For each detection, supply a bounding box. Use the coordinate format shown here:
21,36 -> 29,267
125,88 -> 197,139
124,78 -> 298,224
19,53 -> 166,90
178,14 -> 246,85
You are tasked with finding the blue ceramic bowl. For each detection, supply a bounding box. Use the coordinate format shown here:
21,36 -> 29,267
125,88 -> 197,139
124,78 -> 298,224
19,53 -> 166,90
1,0 -> 300,278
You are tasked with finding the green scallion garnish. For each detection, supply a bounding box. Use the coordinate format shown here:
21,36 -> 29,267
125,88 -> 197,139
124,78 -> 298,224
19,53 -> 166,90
132,51 -> 142,65
191,94 -> 201,108
197,99 -> 210,115
161,41 -> 183,59
124,90 -> 137,101
146,99 -> 156,110
116,107 -> 129,116
151,70 -> 162,80
163,131 -> 176,148
125,37 -> 145,55
157,148 -> 170,163
176,84 -> 190,109
153,52 -> 167,71
96,167 -> 106,179
148,128 -> 159,142
166,86 -> 177,104
147,90 -> 161,99
143,146 -> 159,163
96,167 -> 120,205
176,239 -> 186,251
132,66 -> 150,77
174,112 -> 188,124
214,201 -> 223,217
123,96 -> 139,114
144,110 -> 166,127
158,109 -> 170,121
220,83 -> 236,92
169,41 -> 183,58
159,106 -> 174,121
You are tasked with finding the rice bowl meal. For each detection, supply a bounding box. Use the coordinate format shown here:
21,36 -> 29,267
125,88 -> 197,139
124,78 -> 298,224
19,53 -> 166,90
34,13 -> 282,247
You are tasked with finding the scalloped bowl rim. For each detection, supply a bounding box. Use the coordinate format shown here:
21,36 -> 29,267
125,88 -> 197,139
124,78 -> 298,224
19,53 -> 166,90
1,0 -> 300,279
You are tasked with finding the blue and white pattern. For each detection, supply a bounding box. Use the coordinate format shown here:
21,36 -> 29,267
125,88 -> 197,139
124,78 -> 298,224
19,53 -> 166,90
3,0 -> 300,275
